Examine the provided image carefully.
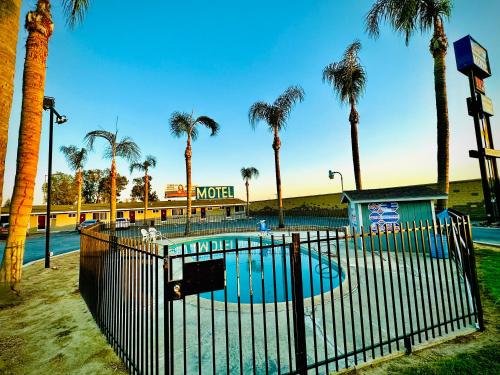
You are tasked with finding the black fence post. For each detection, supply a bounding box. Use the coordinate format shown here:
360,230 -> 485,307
465,216 -> 485,331
163,246 -> 171,375
290,233 -> 307,373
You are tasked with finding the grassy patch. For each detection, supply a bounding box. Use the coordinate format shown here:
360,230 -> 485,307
475,247 -> 500,303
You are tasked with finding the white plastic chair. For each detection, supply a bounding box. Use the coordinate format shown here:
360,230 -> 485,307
148,227 -> 163,241
141,228 -> 150,242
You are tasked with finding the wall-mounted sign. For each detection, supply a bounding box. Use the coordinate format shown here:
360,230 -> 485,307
164,184 -> 196,198
454,35 -> 491,79
196,186 -> 234,200
368,202 -> 400,233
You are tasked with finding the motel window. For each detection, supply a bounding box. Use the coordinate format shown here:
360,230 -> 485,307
153,209 -> 159,213
93,212 -> 107,220
174,209 -> 184,216
138,210 -> 144,214
50,214 -> 56,219
173,209 -> 184,216
235,206 -> 241,212
208,207 -> 212,211
117,211 -> 124,218
68,213 -> 76,218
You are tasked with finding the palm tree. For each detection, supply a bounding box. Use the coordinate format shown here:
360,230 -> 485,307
0,0 -> 91,293
0,0 -> 89,215
130,155 -> 157,222
241,167 -> 259,217
60,145 -> 87,228
249,86 -> 305,228
169,112 -> 220,235
365,0 -> 452,210
323,40 -> 366,190
0,0 -> 22,218
84,129 -> 140,223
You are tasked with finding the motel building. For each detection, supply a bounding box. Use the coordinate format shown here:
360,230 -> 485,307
0,198 -> 246,234
0,185 -> 245,233
1,187 -> 245,234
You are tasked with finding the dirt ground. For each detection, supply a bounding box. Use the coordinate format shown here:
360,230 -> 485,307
0,252 -> 127,375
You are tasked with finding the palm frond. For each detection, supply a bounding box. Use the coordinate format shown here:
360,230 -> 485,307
115,137 -> 141,162
365,0 -> 450,45
248,102 -> 272,130
241,167 -> 260,180
273,86 -> 305,129
60,145 -> 88,171
129,162 -> 145,174
62,0 -> 90,29
195,116 -> 220,137
323,41 -> 366,105
145,155 -> 157,168
169,111 -> 192,138
84,129 -> 115,151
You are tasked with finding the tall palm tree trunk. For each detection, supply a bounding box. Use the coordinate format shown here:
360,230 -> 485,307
185,138 -> 192,235
110,158 -> 117,223
431,18 -> 449,211
245,180 -> 250,217
76,169 -> 82,228
349,104 -> 362,190
273,132 -> 284,228
144,170 -> 148,222
0,0 -> 22,216
0,0 -> 53,291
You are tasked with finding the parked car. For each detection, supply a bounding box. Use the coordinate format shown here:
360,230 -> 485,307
116,218 -> 130,230
77,219 -> 97,232
0,223 -> 9,238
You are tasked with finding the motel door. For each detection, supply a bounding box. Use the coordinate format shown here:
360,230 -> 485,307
161,209 -> 167,221
201,207 -> 206,219
226,207 -> 231,218
129,211 -> 136,224
79,213 -> 86,223
37,215 -> 46,230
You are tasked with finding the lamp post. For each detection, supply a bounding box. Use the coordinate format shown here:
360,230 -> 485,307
328,170 -> 344,192
43,96 -> 67,269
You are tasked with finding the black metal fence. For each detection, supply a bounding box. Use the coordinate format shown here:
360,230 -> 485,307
79,227 -> 164,374
79,215 -> 483,375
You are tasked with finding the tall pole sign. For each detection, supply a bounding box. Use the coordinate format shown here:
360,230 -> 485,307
454,35 -> 500,222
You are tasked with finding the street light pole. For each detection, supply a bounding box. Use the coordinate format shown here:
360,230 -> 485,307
43,96 -> 67,269
45,107 -> 54,268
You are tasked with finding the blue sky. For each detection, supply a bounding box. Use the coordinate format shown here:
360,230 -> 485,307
4,0 -> 500,204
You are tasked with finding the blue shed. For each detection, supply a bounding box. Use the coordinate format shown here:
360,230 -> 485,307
341,185 -> 448,256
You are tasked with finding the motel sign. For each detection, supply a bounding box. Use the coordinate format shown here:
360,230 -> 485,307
454,35 -> 500,221
196,186 -> 235,200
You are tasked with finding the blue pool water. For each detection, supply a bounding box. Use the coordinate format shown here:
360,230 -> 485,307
169,236 -> 344,304
0,231 -> 81,264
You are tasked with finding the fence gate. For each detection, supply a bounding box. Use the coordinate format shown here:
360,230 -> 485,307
163,234 -> 317,375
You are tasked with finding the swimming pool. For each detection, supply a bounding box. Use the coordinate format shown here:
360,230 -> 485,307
169,236 -> 344,304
